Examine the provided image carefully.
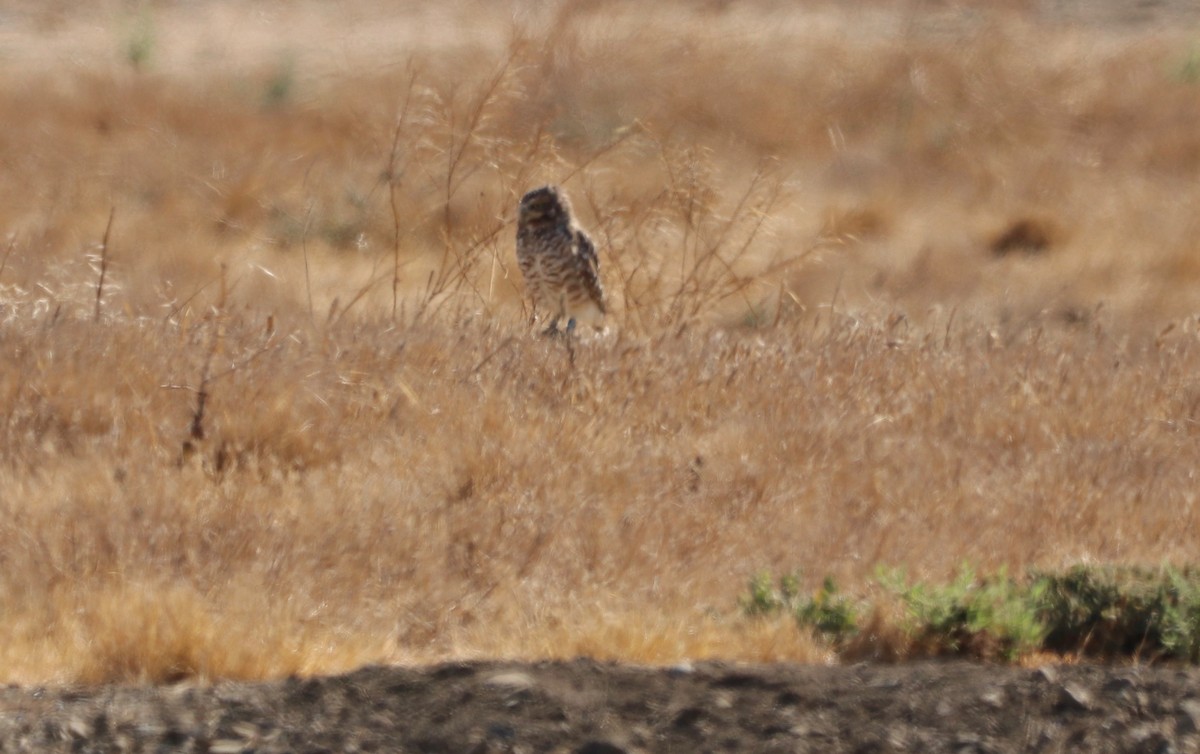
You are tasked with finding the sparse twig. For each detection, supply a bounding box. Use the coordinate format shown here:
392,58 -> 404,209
162,272 -> 221,324
674,163 -> 777,321
489,123 -> 548,311
420,219 -> 510,321
414,49 -> 518,324
167,264 -> 284,457
187,263 -> 227,442
553,123 -> 641,188
466,335 -> 517,380
301,201 -> 315,323
389,68 -> 420,321
329,255 -> 388,329
93,207 -> 115,323
827,269 -> 845,336
0,234 -> 16,279
170,329 -> 282,446
944,306 -> 958,350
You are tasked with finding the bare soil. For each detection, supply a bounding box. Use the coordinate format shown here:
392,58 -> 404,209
2,659 -> 1199,752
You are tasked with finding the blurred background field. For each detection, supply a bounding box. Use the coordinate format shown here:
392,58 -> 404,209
1,0 -> 1200,683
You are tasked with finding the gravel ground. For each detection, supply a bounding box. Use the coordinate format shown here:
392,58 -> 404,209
2,659 -> 1200,753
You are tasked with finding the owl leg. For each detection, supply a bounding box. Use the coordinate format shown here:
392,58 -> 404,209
542,296 -> 566,336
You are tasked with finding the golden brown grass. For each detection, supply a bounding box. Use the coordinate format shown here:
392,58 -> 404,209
2,0 -> 1200,683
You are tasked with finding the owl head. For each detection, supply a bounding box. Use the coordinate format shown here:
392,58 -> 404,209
518,185 -> 572,228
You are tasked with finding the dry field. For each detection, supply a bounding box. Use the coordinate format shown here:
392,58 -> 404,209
1,0 -> 1200,685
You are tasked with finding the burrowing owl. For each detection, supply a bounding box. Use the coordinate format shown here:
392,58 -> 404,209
516,185 -> 606,333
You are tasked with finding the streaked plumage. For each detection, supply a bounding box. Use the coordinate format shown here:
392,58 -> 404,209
516,185 -> 606,333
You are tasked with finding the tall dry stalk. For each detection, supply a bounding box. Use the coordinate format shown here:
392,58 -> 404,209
92,208 -> 116,323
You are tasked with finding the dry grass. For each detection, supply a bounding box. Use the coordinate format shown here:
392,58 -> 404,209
2,0 -> 1200,683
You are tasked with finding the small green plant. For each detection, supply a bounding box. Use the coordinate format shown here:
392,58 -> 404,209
795,576 -> 858,642
1160,568 -> 1200,661
123,9 -> 155,71
263,55 -> 297,108
884,564 -> 1047,660
1035,565 -> 1200,660
1174,45 -> 1200,84
740,571 -> 800,616
741,573 -> 858,643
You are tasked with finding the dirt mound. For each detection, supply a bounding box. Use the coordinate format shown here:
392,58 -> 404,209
1,660 -> 1198,752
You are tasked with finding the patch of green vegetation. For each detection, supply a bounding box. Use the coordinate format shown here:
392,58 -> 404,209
741,572 -> 858,644
123,9 -> 156,71
321,220 -> 366,251
1173,44 -> 1200,84
796,576 -> 858,642
1035,565 -> 1200,661
740,571 -> 801,617
743,564 -> 1200,662
263,55 -> 297,108
880,564 -> 1047,661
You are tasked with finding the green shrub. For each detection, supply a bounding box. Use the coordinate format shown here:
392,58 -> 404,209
882,564 -> 1047,660
1035,565 -> 1200,660
744,564 -> 1200,662
123,10 -> 155,71
795,576 -> 858,642
740,573 -> 858,643
740,572 -> 799,616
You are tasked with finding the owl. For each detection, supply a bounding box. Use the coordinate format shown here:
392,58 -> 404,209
516,185 -> 606,334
